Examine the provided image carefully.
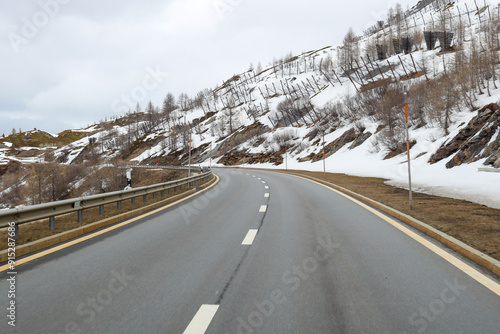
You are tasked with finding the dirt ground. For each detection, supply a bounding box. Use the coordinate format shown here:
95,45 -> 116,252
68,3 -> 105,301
280,169 -> 500,261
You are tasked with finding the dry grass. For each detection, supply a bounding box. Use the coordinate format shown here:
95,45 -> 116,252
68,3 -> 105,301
281,170 -> 500,261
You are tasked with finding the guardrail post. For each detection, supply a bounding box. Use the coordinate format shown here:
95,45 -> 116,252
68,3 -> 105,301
153,192 -> 156,199
99,205 -> 104,216
14,224 -> 19,240
78,210 -> 83,223
161,190 -> 164,197
49,217 -> 55,231
143,195 -> 147,202
117,201 -> 121,210
131,198 -> 135,206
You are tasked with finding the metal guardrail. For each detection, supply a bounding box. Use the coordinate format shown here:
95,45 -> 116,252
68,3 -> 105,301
126,164 -> 204,171
0,171 -> 212,235
126,164 -> 212,173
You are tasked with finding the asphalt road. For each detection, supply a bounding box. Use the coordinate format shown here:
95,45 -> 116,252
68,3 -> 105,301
1,168 -> 499,333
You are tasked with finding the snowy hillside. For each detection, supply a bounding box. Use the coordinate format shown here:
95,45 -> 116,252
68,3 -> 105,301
1,0 -> 500,208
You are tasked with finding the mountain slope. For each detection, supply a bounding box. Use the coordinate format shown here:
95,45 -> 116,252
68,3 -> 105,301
1,0 -> 500,208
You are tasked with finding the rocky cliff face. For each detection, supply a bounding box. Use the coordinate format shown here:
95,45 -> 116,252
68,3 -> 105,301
429,103 -> 500,168
217,150 -> 285,166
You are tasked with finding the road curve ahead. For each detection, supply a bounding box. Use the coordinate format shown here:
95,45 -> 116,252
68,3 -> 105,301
1,168 -> 499,333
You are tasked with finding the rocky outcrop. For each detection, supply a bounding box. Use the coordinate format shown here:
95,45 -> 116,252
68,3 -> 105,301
212,122 -> 270,157
298,128 -> 369,163
383,140 -> 416,160
483,132 -> 500,168
217,150 -> 284,166
349,131 -> 372,149
0,160 -> 22,177
429,103 -> 500,168
310,128 -> 357,162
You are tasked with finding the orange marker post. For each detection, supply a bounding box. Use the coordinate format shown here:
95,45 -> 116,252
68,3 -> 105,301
404,87 -> 413,210
322,134 -> 326,179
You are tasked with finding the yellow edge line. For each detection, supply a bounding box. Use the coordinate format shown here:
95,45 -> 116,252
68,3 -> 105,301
1,175 -> 220,272
291,174 -> 500,297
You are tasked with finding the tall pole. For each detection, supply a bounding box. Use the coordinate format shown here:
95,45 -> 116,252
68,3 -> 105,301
185,115 -> 191,178
188,135 -> 191,177
285,145 -> 288,170
404,87 -> 413,209
322,133 -> 326,179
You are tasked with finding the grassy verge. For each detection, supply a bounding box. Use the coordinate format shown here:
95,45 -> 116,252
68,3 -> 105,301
278,170 -> 500,262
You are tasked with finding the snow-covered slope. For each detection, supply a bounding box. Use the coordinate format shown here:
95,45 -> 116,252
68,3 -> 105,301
1,0 -> 499,208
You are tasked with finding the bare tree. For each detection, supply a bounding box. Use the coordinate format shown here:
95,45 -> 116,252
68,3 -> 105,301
192,91 -> 206,112
145,100 -> 157,132
178,93 -> 191,111
255,62 -> 263,75
162,92 -> 177,121
425,75 -> 459,134
169,130 -> 178,151
394,3 -> 405,39
374,86 -> 406,151
224,107 -> 237,134
339,27 -> 360,69
453,51 -> 476,109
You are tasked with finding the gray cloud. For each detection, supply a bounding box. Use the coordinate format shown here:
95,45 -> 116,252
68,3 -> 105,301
0,0 -> 416,135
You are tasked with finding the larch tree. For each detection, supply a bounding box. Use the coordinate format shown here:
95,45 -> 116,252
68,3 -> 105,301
340,27 -> 360,69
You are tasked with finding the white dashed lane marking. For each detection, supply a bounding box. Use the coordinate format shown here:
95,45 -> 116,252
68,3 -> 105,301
241,229 -> 259,245
259,205 -> 267,213
183,304 -> 219,334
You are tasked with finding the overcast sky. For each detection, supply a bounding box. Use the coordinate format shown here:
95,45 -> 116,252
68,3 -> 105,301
0,0 -> 416,136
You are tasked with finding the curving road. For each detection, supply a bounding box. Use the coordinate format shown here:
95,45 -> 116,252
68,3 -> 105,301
1,168 -> 499,333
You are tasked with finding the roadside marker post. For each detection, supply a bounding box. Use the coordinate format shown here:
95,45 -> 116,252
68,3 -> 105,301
188,136 -> 192,178
404,87 -> 413,210
285,145 -> 288,170
322,133 -> 326,179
